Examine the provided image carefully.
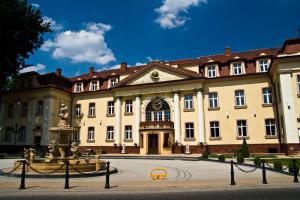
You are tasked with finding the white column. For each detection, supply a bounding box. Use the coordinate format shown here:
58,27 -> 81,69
197,89 -> 205,143
134,95 -> 141,145
279,74 -> 298,143
115,97 -> 122,145
173,91 -> 181,144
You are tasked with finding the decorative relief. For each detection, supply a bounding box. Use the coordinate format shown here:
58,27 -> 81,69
128,68 -> 186,85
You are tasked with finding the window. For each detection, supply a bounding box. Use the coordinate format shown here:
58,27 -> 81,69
21,102 -> 28,117
185,123 -> 194,138
233,63 -> 242,75
262,88 -> 273,104
207,65 -> 217,78
125,125 -> 132,140
125,100 -> 133,113
146,112 -> 152,121
259,60 -> 269,72
36,100 -> 44,115
87,127 -> 95,141
184,95 -> 193,109
297,75 -> 300,93
107,101 -> 114,115
75,83 -> 82,92
153,111 -> 163,121
107,126 -> 114,140
145,98 -> 170,122
237,120 -> 247,137
110,78 -> 118,87
265,119 -> 276,136
208,92 -> 218,108
88,103 -> 96,116
165,111 -> 171,121
75,104 -> 81,117
18,126 -> 26,142
210,121 -> 220,138
4,127 -> 13,142
7,104 -> 14,118
73,130 -> 80,141
235,90 -> 245,106
91,80 -> 98,91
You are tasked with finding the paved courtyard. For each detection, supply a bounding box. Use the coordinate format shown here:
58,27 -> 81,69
0,158 -> 297,193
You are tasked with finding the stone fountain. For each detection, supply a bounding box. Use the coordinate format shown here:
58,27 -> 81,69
1,102 -> 111,177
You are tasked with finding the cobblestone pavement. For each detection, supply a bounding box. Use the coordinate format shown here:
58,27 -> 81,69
0,158 -> 297,193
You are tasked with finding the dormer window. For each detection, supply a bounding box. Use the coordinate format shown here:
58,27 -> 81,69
259,60 -> 269,72
207,65 -> 217,78
110,78 -> 118,87
90,80 -> 98,91
233,63 -> 242,75
75,83 -> 83,92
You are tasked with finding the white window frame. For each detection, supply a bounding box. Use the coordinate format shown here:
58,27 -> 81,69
75,83 -> 83,92
297,75 -> 300,93
233,63 -> 242,75
259,60 -> 269,72
262,88 -> 272,104
107,126 -> 114,140
110,78 -> 118,87
125,125 -> 132,140
107,101 -> 114,115
184,95 -> 193,109
235,90 -> 245,106
265,119 -> 276,136
87,127 -> 95,141
125,100 -> 133,113
237,120 -> 247,137
90,80 -> 98,91
185,123 -> 194,138
88,103 -> 95,116
36,100 -> 44,115
75,104 -> 81,117
210,121 -> 220,138
207,65 -> 217,78
208,92 -> 218,108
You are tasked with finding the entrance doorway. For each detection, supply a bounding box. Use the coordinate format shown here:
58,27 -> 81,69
148,134 -> 159,154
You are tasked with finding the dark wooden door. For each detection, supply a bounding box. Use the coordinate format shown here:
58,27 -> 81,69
148,134 -> 158,154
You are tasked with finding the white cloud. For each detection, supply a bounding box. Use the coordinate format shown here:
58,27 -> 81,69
31,3 -> 40,8
41,22 -> 115,65
135,62 -> 146,66
74,70 -> 81,76
42,16 -> 63,31
155,0 -> 207,29
19,63 -> 46,73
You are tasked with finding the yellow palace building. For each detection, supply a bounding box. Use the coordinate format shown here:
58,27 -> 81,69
1,37 -> 300,155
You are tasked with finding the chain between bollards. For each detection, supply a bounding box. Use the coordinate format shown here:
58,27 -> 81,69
64,160 -> 70,189
105,161 -> 110,189
230,160 -> 236,185
292,159 -> 299,183
262,160 -> 268,184
19,160 -> 26,189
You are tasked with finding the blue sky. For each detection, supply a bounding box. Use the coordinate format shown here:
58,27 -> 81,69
24,0 -> 300,77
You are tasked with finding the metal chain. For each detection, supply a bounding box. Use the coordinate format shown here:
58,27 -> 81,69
233,163 -> 258,173
0,162 -> 22,175
69,163 -> 104,175
27,163 -> 65,175
265,162 -> 272,168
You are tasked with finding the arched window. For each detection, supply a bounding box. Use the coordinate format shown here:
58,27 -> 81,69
145,98 -> 170,122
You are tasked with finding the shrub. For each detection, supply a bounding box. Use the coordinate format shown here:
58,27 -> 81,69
240,138 -> 250,158
253,157 -> 261,167
218,154 -> 225,162
273,160 -> 283,171
288,161 -> 299,174
237,155 -> 244,163
202,150 -> 210,159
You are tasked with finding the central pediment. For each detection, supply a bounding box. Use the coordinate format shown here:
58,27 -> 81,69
116,62 -> 201,87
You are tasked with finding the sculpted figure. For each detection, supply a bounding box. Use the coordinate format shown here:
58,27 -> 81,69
47,140 -> 58,158
58,102 -> 69,128
70,141 -> 79,159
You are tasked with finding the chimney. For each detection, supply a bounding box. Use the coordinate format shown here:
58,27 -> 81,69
120,62 -> 127,71
225,47 -> 231,56
56,68 -> 61,76
89,67 -> 94,75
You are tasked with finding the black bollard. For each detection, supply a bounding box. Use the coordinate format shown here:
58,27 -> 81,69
105,161 -> 110,189
292,159 -> 299,183
64,160 -> 70,189
262,160 -> 268,184
19,160 -> 26,189
230,160 -> 236,185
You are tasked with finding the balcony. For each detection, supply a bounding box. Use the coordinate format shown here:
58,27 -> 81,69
140,121 -> 174,130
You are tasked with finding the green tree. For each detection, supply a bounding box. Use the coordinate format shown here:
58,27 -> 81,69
0,0 -> 51,89
240,138 -> 250,158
